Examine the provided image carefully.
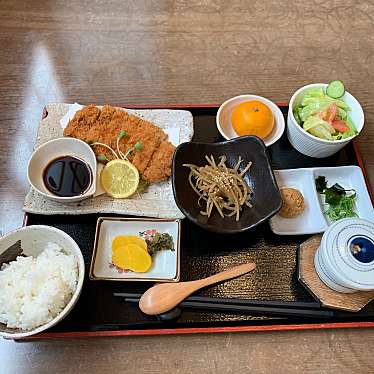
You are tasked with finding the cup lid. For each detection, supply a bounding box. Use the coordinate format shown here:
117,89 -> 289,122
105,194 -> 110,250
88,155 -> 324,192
321,218 -> 374,289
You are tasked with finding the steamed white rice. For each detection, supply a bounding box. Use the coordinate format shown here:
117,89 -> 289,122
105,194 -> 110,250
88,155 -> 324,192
0,242 -> 78,330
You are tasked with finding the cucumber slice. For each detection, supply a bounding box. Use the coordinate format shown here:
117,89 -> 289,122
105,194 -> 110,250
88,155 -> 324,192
326,80 -> 345,99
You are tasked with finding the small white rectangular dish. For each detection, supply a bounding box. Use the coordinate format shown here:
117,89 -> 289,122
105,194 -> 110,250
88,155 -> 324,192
269,166 -> 374,235
89,217 -> 180,282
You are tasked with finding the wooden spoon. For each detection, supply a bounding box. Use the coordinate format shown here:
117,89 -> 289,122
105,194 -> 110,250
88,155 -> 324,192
139,263 -> 256,315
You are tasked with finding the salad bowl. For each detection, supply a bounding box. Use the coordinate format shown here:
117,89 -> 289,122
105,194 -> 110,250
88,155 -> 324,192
287,83 -> 364,158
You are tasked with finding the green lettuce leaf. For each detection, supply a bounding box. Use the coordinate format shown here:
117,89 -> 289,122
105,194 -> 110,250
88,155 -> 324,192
303,115 -> 335,133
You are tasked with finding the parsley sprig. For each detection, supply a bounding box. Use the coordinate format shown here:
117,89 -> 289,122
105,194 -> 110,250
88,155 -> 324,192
315,176 -> 357,221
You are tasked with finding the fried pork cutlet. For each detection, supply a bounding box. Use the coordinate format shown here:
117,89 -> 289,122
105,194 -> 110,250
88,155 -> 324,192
98,104 -> 117,125
63,105 -> 175,183
105,108 -> 168,174
142,140 -> 175,182
63,105 -> 101,142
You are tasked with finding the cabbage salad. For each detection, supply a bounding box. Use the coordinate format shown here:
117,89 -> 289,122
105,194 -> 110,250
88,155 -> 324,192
293,81 -> 357,141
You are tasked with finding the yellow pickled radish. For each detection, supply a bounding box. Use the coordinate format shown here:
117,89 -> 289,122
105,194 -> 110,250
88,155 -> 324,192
112,243 -> 152,273
112,246 -> 131,270
112,235 -> 148,252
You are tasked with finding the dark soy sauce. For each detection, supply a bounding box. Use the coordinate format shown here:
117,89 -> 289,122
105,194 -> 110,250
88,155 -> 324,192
43,156 -> 92,197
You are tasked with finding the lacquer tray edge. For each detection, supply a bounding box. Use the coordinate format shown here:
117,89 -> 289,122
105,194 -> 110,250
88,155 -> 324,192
18,321 -> 374,340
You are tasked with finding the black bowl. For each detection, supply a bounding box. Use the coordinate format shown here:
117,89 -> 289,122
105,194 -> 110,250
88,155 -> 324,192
172,136 -> 282,234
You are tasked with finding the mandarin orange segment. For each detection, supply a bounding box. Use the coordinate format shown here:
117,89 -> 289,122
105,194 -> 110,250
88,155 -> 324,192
231,100 -> 275,139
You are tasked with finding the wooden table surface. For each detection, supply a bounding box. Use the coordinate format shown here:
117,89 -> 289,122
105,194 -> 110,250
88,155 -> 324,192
1,1 -> 374,373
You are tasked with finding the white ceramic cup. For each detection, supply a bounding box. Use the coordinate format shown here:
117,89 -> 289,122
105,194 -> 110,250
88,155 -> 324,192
28,137 -> 97,202
287,83 -> 364,158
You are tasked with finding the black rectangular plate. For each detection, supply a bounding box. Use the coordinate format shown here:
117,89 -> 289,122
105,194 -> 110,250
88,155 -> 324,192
26,106 -> 374,333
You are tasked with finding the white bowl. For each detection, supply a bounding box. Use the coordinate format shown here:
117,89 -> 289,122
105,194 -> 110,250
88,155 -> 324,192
287,83 -> 364,158
27,137 -> 97,202
216,95 -> 285,147
0,225 -> 85,339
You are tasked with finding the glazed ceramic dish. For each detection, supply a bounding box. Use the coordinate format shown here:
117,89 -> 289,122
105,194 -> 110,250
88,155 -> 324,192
89,217 -> 181,282
23,103 -> 193,218
172,136 -> 282,234
287,83 -> 364,158
315,218 -> 374,293
270,166 -> 374,235
216,94 -> 285,147
27,137 -> 97,203
0,225 -> 85,339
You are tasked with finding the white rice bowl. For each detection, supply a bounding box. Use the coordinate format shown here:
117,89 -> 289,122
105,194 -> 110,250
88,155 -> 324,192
0,225 -> 85,339
0,242 -> 78,330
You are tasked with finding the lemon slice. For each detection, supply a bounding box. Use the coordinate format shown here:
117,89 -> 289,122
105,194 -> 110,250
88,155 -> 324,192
100,160 -> 139,198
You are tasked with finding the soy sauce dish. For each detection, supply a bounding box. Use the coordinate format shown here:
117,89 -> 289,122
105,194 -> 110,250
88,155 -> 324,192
28,138 -> 97,202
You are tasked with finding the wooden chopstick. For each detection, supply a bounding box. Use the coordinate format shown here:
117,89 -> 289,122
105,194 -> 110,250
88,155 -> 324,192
122,297 -> 335,319
113,292 -> 322,310
0,240 -> 23,267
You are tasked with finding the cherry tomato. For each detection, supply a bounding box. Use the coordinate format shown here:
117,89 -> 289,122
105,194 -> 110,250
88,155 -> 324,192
331,119 -> 349,133
319,102 -> 337,124
319,102 -> 338,125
